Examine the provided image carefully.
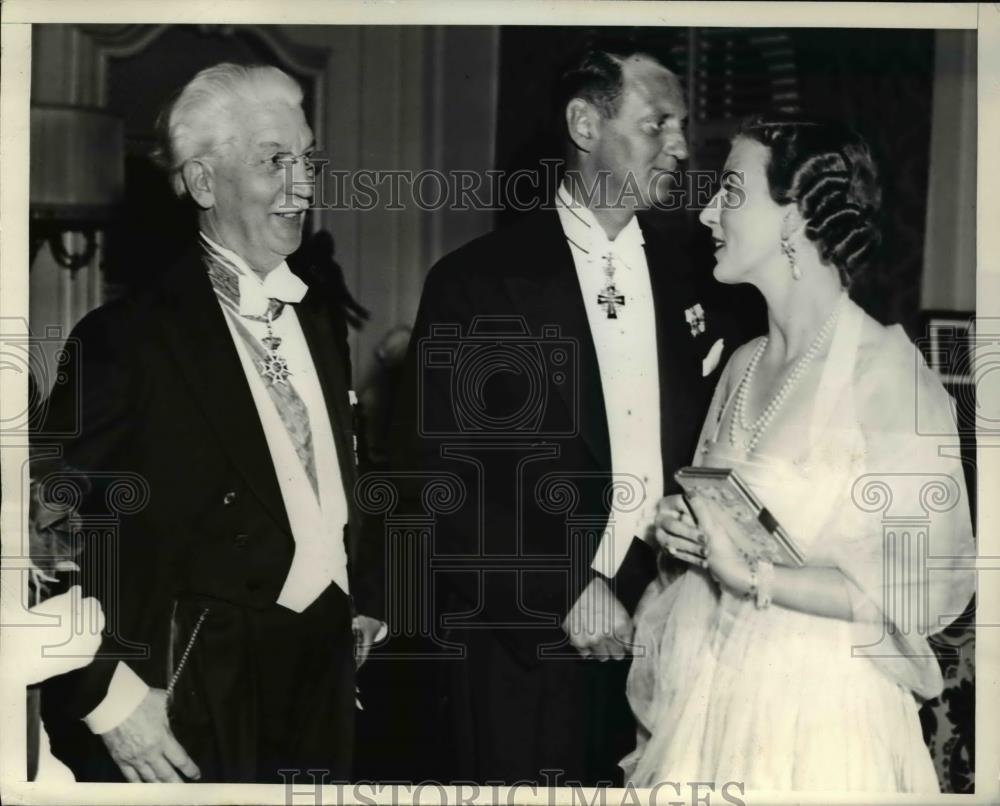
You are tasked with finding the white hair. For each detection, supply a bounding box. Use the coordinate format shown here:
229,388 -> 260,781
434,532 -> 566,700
153,63 -> 304,197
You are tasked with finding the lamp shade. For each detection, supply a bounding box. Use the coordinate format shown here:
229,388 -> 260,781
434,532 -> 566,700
30,105 -> 125,222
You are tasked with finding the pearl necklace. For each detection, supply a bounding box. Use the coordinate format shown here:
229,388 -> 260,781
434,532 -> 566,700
729,295 -> 844,454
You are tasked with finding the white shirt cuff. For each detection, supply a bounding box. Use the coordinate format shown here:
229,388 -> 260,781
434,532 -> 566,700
83,662 -> 149,734
591,510 -> 656,578
590,527 -> 624,578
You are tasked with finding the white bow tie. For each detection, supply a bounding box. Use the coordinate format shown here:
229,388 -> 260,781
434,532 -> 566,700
200,232 -> 309,318
237,264 -> 308,318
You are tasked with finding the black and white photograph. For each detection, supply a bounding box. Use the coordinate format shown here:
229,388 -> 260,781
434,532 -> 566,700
1,2 -> 997,805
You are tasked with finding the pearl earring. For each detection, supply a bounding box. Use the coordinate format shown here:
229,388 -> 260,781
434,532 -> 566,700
781,235 -> 801,280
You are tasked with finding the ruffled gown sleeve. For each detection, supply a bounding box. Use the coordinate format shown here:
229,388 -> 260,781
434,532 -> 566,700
826,331 -> 976,700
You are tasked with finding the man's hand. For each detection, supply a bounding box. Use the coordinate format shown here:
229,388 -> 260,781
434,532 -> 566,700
352,614 -> 385,669
100,688 -> 200,783
561,575 -> 633,661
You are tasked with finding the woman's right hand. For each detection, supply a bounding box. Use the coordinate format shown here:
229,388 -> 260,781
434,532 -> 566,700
653,494 -> 708,568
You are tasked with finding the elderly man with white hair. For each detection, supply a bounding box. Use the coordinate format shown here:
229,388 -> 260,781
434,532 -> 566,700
37,63 -> 385,784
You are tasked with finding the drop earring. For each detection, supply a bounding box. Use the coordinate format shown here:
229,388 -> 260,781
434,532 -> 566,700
781,235 -> 801,280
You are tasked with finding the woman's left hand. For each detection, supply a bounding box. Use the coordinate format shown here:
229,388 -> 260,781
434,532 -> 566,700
684,496 -> 753,597
653,494 -> 705,566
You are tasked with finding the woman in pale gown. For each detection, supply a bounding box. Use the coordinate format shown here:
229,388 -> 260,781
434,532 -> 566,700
623,115 -> 976,792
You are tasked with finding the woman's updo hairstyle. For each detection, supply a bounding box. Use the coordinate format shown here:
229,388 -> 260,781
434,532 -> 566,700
736,113 -> 882,286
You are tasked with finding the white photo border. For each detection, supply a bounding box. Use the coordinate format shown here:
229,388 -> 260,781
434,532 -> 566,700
1,3 -> 997,805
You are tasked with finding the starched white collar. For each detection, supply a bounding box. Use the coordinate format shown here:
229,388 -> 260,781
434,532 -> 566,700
554,181 -> 645,263
200,232 -> 308,318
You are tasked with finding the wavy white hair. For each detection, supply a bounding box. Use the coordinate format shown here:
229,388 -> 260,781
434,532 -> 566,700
153,63 -> 304,198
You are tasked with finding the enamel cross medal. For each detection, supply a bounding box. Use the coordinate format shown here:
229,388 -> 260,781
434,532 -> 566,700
259,306 -> 291,386
597,252 -> 624,319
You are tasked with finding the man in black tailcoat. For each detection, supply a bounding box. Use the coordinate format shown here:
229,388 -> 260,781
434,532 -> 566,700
395,42 -> 738,785
37,62 -> 384,784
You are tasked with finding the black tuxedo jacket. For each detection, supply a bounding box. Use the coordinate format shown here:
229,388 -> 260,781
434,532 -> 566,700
395,209 -> 737,667
36,248 -> 383,720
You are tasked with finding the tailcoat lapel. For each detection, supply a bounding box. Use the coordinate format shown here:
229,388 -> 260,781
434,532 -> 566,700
500,211 -> 611,470
642,226 -> 702,377
640,220 -> 711,481
153,252 -> 291,533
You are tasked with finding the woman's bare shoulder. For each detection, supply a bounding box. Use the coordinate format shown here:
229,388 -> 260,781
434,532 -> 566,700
720,336 -> 766,395
730,335 -> 768,372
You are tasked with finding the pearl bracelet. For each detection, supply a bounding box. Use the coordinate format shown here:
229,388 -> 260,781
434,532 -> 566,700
744,565 -> 758,602
755,559 -> 775,610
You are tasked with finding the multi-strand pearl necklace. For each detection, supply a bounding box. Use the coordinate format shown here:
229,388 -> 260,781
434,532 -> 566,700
729,295 -> 844,454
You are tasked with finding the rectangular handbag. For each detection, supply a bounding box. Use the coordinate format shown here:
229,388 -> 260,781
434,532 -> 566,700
674,466 -> 806,567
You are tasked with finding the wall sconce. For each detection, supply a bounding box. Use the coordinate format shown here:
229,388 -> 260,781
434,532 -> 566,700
30,105 -> 124,272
